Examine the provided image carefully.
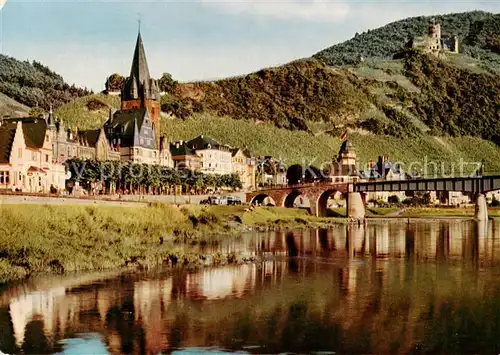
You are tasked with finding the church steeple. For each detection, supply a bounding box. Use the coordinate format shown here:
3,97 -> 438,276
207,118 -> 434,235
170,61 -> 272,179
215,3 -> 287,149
122,31 -> 159,101
120,29 -> 162,148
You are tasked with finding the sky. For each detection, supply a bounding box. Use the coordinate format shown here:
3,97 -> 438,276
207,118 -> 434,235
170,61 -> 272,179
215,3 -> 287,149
0,0 -> 498,92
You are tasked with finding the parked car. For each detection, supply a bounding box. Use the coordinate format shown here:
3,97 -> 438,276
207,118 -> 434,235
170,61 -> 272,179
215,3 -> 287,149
227,196 -> 242,205
200,195 -> 242,205
200,196 -> 218,205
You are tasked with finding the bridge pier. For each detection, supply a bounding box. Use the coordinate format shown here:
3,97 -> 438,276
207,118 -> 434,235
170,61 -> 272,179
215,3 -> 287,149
347,192 -> 365,220
475,193 -> 488,221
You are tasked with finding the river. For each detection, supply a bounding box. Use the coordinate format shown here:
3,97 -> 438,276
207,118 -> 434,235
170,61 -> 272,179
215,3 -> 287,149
1,219 -> 500,354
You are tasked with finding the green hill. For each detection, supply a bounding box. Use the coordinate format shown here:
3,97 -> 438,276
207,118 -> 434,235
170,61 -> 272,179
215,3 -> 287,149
0,92 -> 30,118
35,10 -> 500,174
0,54 -> 91,113
314,11 -> 500,70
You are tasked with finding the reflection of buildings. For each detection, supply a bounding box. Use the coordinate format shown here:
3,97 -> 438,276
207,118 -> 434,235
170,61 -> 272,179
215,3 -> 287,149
4,220 -> 500,354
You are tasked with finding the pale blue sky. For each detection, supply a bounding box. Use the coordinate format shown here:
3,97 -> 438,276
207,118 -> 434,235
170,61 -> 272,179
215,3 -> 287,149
0,0 -> 498,91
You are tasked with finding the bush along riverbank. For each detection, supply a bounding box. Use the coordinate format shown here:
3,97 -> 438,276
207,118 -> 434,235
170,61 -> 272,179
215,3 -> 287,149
0,204 -> 344,284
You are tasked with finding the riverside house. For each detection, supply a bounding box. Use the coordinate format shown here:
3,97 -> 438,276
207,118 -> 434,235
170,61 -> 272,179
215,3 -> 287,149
0,117 -> 66,192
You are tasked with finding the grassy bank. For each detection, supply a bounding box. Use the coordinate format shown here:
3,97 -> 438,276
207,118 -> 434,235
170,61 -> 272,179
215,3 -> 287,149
0,204 -> 343,284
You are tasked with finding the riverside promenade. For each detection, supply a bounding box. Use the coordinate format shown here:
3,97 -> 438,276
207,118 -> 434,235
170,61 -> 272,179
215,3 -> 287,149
0,192 -> 246,207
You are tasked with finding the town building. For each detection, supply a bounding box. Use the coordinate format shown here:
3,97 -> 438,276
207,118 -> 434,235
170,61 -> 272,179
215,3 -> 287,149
0,117 -> 66,192
328,140 -> 359,183
256,156 -> 287,186
77,128 -> 120,161
48,106 -> 120,163
169,136 -> 256,190
103,108 -> 159,165
186,136 -> 232,175
169,140 -> 201,172
359,156 -> 408,202
231,148 -> 256,191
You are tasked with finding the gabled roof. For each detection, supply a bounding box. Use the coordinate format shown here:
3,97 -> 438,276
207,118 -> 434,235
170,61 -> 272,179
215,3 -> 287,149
187,135 -> 227,150
0,123 -> 16,164
231,147 -> 253,158
22,119 -> 47,149
170,143 -> 198,157
3,117 -> 47,149
78,129 -> 102,147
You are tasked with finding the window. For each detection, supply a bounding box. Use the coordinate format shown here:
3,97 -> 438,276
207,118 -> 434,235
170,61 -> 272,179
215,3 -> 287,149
140,138 -> 144,145
32,152 -> 37,161
18,148 -> 22,159
67,147 -> 71,157
45,154 -> 49,162
0,172 -> 8,184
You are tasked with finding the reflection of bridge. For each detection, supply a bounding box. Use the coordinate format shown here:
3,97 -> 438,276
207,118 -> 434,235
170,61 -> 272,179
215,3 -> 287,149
3,220 -> 499,354
246,176 -> 500,220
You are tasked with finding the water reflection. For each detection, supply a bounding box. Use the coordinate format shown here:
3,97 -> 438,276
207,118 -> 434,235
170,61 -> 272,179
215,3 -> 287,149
1,220 -> 500,354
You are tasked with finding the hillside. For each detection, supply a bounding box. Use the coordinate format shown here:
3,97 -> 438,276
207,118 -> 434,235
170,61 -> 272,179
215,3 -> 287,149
50,10 -> 500,172
0,92 -> 30,118
0,54 -> 91,113
314,11 -> 500,70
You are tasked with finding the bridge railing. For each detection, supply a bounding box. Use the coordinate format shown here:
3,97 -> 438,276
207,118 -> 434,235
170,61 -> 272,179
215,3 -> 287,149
254,181 -> 349,192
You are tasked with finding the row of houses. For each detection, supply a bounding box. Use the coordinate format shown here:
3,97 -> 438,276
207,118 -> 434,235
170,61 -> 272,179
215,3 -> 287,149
0,31 -> 257,193
0,114 -> 257,192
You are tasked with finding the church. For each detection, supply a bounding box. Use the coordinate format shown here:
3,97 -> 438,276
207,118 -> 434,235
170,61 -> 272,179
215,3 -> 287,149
103,31 -> 172,166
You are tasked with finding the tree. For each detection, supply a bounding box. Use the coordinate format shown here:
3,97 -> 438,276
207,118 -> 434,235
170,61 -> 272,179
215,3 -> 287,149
105,73 -> 125,92
286,164 -> 303,185
388,195 -> 400,204
158,72 -> 178,93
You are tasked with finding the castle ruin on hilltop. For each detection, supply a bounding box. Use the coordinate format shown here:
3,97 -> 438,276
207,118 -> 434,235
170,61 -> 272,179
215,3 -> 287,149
408,21 -> 459,55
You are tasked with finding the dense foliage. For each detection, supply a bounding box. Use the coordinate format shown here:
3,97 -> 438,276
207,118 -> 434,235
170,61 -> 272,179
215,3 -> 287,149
104,73 -> 125,92
314,11 -> 500,69
0,55 -> 91,111
403,52 -> 500,141
163,60 -> 370,130
66,158 -> 242,195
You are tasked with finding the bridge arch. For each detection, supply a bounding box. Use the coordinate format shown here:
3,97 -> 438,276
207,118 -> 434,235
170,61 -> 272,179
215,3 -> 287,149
250,194 -> 276,206
283,190 -> 311,209
315,189 -> 346,217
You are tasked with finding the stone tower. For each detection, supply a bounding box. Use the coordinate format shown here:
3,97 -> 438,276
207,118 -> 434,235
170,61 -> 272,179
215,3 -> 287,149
121,31 -> 161,146
427,23 -> 442,51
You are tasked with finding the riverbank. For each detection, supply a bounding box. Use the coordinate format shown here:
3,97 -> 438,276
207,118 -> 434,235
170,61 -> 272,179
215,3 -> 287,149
2,203 -> 497,284
0,204 -> 344,284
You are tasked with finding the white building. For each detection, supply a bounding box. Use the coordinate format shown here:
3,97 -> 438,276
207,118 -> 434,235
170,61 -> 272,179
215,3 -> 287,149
0,118 -> 67,193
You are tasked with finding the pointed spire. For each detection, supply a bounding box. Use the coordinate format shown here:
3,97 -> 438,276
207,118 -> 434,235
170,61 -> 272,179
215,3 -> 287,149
130,33 -> 151,89
122,30 -> 159,102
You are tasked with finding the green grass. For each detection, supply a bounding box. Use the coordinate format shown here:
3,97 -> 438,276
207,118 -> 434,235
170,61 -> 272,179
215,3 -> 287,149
0,204 -> 345,283
54,94 -> 120,129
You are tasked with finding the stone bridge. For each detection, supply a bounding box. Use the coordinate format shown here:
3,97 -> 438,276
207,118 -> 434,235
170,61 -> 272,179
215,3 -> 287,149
246,175 -> 500,221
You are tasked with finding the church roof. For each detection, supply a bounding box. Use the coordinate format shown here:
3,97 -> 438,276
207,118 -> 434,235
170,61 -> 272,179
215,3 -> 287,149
122,32 -> 159,101
130,33 -> 151,89
104,108 -> 156,149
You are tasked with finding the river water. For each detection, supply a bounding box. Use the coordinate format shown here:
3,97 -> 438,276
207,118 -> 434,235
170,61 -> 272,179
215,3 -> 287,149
2,219 -> 500,354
